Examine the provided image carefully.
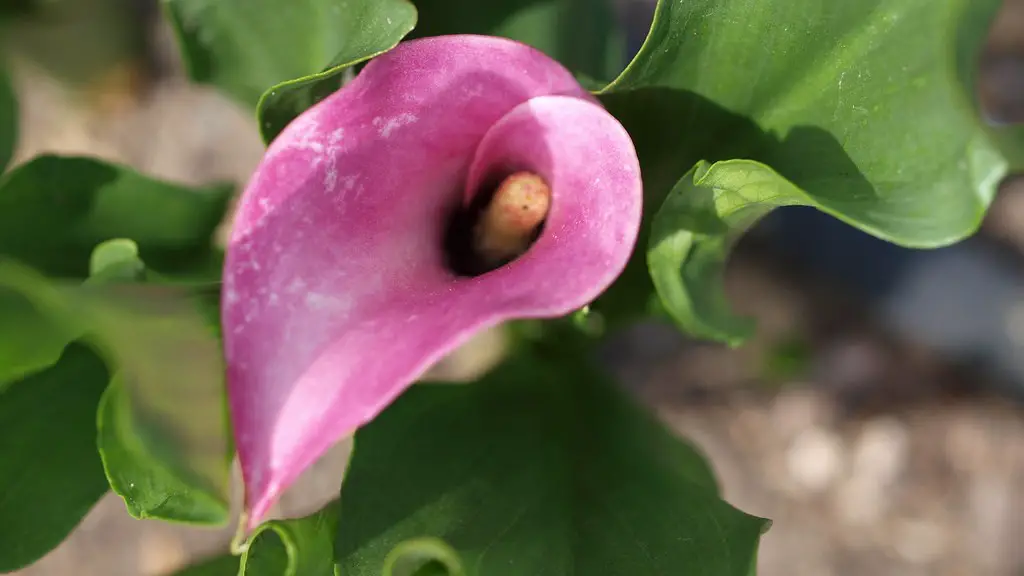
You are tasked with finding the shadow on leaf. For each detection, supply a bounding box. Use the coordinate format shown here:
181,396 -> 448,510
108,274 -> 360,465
595,87 -> 874,332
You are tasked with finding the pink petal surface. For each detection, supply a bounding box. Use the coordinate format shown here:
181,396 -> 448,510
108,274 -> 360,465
223,35 -> 642,530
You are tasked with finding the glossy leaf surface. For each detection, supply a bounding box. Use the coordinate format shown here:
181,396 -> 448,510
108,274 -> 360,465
164,0 -> 417,142
334,342 -> 767,575
595,0 -> 1018,337
409,0 -> 622,83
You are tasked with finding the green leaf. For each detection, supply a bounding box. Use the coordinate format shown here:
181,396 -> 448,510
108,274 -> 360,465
163,0 -> 417,142
0,258 -> 232,524
410,0 -> 622,83
87,237 -> 146,283
335,341 -> 767,575
170,505 -> 339,576
0,343 -> 111,572
0,155 -> 232,278
0,288 -> 75,386
0,157 -> 226,384
595,0 -> 1016,333
0,64 -> 16,174
240,503 -> 339,576
97,376 -> 228,523
648,160 -> 814,345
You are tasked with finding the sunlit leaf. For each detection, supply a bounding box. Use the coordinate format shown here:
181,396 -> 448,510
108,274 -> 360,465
164,0 -> 417,143
87,237 -> 146,283
594,0 -> 1017,334
648,160 -> 844,344
409,0 -> 623,83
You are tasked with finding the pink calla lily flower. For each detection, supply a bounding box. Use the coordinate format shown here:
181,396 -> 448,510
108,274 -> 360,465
223,35 -> 643,530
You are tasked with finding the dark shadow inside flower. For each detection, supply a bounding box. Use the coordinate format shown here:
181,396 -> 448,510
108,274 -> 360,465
443,170 -> 526,276
444,168 -> 552,276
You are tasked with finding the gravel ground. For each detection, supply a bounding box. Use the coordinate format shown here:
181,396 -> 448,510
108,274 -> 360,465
6,3 -> 1024,574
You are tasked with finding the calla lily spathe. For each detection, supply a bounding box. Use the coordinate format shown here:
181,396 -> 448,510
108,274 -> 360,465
223,35 -> 642,530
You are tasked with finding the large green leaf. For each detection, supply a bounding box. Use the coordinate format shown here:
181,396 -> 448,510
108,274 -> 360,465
0,64 -> 16,174
594,0 -> 1018,335
409,0 -> 622,84
164,0 -> 417,142
334,340 -> 767,575
0,257 -> 232,524
0,155 -> 232,278
0,343 -> 111,572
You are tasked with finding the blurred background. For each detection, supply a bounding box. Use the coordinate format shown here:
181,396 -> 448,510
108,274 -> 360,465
2,0 -> 1023,574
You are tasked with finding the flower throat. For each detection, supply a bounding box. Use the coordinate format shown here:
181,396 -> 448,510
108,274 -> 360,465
444,171 -> 551,277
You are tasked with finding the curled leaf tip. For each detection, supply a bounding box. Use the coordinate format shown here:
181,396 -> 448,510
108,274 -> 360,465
222,34 -> 642,530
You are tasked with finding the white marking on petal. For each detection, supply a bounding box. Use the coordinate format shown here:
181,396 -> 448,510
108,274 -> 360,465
291,118 -> 325,153
304,292 -> 352,313
323,128 -> 346,192
373,113 -> 417,138
324,167 -> 338,192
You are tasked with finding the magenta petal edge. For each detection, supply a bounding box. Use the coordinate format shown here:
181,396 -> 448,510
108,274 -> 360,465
222,34 -> 643,530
